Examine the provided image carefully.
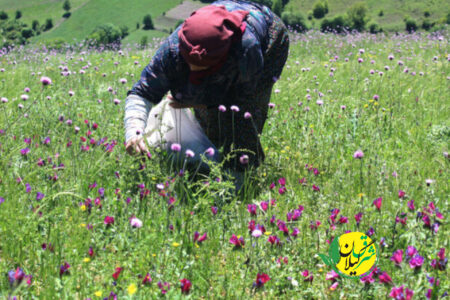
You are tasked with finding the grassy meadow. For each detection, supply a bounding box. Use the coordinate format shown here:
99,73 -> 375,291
0,30 -> 448,299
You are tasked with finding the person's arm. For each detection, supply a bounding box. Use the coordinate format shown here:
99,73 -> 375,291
124,38 -> 174,153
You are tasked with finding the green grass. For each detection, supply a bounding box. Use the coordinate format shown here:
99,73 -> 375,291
0,31 -> 448,298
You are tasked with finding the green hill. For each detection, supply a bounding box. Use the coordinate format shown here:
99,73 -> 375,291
0,0 -> 448,46
286,0 -> 449,31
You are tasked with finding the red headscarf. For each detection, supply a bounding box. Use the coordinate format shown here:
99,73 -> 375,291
178,5 -> 249,68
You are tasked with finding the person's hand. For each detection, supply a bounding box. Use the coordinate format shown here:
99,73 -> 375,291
167,94 -> 206,109
126,136 -> 149,156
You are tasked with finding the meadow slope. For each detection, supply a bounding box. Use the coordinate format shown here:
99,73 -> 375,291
0,30 -> 448,298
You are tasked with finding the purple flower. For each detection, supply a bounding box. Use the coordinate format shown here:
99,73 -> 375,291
409,254 -> 424,269
211,206 -> 218,215
406,246 -> 418,259
185,149 -> 195,158
239,154 -> 249,165
170,143 -> 181,152
36,192 -> 45,201
247,204 -> 257,216
205,147 -> 215,157
8,267 -> 25,286
0,197 -> 4,205
353,150 -> 364,159
244,112 -> 252,119
59,262 -> 70,276
20,148 -> 30,156
40,76 -> 52,85
218,105 -> 226,112
26,183 -> 31,193
391,249 -> 403,266
230,105 -> 239,112
389,285 -> 414,300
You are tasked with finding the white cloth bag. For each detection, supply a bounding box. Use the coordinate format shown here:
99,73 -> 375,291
143,98 -> 219,165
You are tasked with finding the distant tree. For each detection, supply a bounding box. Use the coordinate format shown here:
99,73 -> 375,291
140,35 -> 148,48
368,22 -> 381,33
321,15 -> 348,33
136,22 -> 140,29
15,10 -> 22,20
312,1 -> 327,19
63,0 -> 71,12
404,18 -> 418,33
21,28 -> 33,38
323,0 -> 329,14
447,12 -> 450,24
119,25 -> 129,38
421,19 -> 433,31
0,11 -> 8,20
423,10 -> 430,18
272,0 -> 283,17
88,23 -> 121,45
44,18 -> 53,31
281,11 -> 308,32
378,10 -> 384,17
32,20 -> 39,31
142,14 -> 154,30
346,2 -> 368,31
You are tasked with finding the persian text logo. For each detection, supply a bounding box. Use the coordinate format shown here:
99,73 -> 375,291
319,231 -> 378,279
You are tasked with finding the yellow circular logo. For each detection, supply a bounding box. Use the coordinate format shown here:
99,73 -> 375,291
320,232 -> 378,278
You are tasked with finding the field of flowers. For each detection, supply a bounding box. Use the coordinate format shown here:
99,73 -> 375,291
0,30 -> 448,299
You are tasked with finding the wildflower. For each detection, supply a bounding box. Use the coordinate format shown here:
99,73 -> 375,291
185,149 -> 195,158
391,249 -> 403,266
21,148 -> 30,156
291,227 -> 300,237
360,273 -> 375,284
389,285 -> 414,300
119,78 -> 127,84
355,212 -> 363,224
260,201 -> 268,211
21,94 -> 29,101
316,100 -> 323,106
193,231 -> 207,244
59,262 -> 71,277
252,228 -> 263,238
230,105 -> 239,112
142,273 -> 152,285
301,270 -> 313,282
406,246 -> 418,259
373,197 -> 382,211
407,199 -> 415,211
180,278 -> 192,294
40,76 -> 52,85
170,143 -> 181,152
425,179 -> 434,186
36,192 -> 45,201
112,267 -> 122,280
130,216 -> 143,228
239,154 -> 249,164
398,190 -> 406,198
205,147 -> 215,157
229,234 -> 245,248
268,103 -> 275,108
325,270 -> 339,281
158,281 -> 170,294
127,283 -> 137,295
267,235 -> 281,246
353,150 -> 364,159
278,186 -> 287,195
211,206 -> 218,215
218,105 -> 226,112
312,184 -> 320,192
379,271 -> 392,284
247,204 -> 257,215
8,267 -> 25,286
409,254 -> 424,269
104,216 -> 115,226
329,281 -> 339,291
0,197 -> 4,206
244,112 -> 252,119
278,177 -> 286,186
254,273 -> 270,288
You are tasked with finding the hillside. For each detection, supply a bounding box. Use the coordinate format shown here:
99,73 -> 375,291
0,0 -> 448,46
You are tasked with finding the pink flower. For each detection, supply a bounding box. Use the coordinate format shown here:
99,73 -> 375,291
112,267 -> 122,280
205,147 -> 215,157
180,278 -> 192,294
407,199 -> 415,211
218,105 -> 226,112
170,143 -> 181,152
239,154 -> 249,164
247,204 -> 257,216
355,212 -> 363,224
379,271 -> 392,284
353,150 -> 364,159
230,105 -> 239,112
312,184 -> 320,192
185,149 -> 195,158
260,201 -> 268,211
211,206 -> 218,215
254,273 -> 270,288
278,177 -> 286,186
268,103 -> 275,108
389,285 -> 414,300
229,234 -> 244,248
40,76 -> 52,85
373,197 -> 382,211
193,231 -> 207,244
360,273 -> 374,284
325,270 -> 339,281
406,246 -> 418,258
130,216 -> 143,228
301,270 -> 313,282
142,273 -> 152,285
104,216 -> 115,226
244,112 -> 252,119
398,190 -> 406,198
267,235 -> 280,246
409,254 -> 424,269
390,249 -> 403,266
